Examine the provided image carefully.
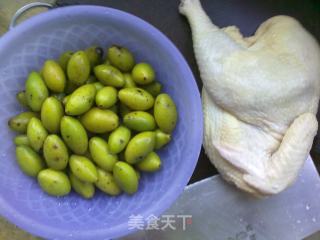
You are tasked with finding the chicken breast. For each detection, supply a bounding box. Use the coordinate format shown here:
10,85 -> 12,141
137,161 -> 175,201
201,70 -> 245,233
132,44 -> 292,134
179,0 -> 320,196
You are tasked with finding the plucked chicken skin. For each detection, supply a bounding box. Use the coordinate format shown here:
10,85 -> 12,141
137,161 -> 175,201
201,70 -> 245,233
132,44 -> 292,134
179,0 -> 320,196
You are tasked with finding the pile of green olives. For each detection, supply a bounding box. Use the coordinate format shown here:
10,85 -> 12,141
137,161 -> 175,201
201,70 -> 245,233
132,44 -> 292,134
8,45 -> 178,198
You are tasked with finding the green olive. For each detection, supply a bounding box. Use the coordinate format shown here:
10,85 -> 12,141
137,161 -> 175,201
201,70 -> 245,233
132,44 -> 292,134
154,94 -> 178,133
124,131 -> 155,164
132,62 -> 155,85
107,45 -> 135,72
85,46 -> 104,68
123,111 -> 156,132
25,72 -> 49,111
89,137 -> 118,171
14,135 -> 30,146
141,81 -> 162,97
118,87 -> 154,110
60,116 -> 88,154
95,86 -> 118,109
67,51 -> 91,86
155,129 -> 171,149
69,155 -> 98,183
27,117 -> 48,152
95,168 -> 121,196
58,50 -> 73,71
70,172 -> 95,199
43,135 -> 69,170
65,84 -> 96,116
38,169 -> 71,196
108,126 -> 131,154
16,91 -> 28,107
42,60 -> 66,93
113,161 -> 138,195
41,97 -> 64,133
81,108 -> 119,133
94,64 -> 125,87
123,73 -> 136,88
8,111 -> 38,133
16,145 -> 45,177
136,152 -> 161,172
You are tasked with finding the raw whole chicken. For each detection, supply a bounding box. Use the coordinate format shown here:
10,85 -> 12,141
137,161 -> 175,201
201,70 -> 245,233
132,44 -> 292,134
179,0 -> 320,196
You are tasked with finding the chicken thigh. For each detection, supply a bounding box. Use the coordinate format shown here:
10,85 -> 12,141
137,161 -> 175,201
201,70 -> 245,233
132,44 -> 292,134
179,0 -> 320,196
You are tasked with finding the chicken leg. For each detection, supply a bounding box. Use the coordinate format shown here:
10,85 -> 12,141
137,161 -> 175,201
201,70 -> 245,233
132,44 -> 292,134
180,0 -> 320,196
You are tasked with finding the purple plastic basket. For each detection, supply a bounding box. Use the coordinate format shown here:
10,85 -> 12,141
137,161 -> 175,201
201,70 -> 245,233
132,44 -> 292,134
0,5 -> 202,240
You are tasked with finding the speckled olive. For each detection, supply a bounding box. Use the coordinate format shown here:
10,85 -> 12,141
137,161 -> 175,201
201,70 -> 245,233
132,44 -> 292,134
123,73 -> 136,88
123,111 -> 156,132
95,86 -> 118,109
69,155 -> 98,183
155,129 -> 171,149
58,51 -> 73,71
95,168 -> 121,196
38,169 -> 71,196
43,135 -> 69,170
85,46 -> 104,68
108,126 -> 131,154
94,64 -> 124,87
60,116 -> 88,154
81,108 -> 119,133
154,94 -> 177,133
107,45 -> 135,72
124,131 -> 155,164
27,117 -> 48,152
113,161 -> 138,195
16,145 -> 44,177
89,137 -> 118,171
8,111 -> 38,133
67,51 -> 90,86
70,172 -> 95,199
25,72 -> 49,111
42,60 -> 66,93
141,81 -> 162,97
65,84 -> 96,115
118,87 -> 154,110
132,63 -> 155,85
136,152 -> 161,172
41,97 -> 64,133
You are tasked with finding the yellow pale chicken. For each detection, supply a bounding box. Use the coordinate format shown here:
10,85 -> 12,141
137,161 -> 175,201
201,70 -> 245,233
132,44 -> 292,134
179,0 -> 320,196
